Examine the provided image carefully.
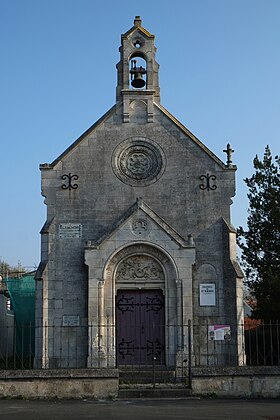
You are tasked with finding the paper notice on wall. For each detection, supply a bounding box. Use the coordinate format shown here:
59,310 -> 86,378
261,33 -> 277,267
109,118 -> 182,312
200,283 -> 216,306
208,325 -> 231,341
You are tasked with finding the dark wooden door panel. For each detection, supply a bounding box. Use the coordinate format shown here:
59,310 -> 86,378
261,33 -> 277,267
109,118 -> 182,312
116,289 -> 165,365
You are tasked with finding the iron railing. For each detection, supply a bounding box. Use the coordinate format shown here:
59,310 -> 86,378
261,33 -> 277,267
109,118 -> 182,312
1,322 -> 280,371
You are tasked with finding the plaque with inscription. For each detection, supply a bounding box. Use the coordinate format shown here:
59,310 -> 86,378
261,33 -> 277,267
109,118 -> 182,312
200,283 -> 216,306
59,223 -> 82,238
62,315 -> 80,327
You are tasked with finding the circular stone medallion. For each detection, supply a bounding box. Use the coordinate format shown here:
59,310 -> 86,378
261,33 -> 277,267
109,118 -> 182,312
112,138 -> 165,186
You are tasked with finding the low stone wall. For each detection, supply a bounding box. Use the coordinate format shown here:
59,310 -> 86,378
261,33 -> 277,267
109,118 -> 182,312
192,366 -> 280,398
1,367 -> 280,399
0,369 -> 119,399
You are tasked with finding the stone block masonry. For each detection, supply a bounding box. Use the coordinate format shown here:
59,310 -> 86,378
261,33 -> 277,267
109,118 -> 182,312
0,369 -> 119,399
192,366 -> 280,398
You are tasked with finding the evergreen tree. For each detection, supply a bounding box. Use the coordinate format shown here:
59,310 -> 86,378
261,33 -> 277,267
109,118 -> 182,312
237,146 -> 280,321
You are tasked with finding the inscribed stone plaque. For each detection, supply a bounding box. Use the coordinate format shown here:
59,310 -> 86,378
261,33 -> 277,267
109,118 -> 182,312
199,283 -> 216,306
59,223 -> 82,238
62,315 -> 80,327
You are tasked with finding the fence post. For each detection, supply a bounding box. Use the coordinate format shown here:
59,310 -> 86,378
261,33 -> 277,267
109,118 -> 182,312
152,319 -> 156,389
188,319 -> 192,389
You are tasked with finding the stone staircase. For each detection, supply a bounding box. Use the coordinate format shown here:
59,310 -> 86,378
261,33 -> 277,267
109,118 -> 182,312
118,368 -> 192,398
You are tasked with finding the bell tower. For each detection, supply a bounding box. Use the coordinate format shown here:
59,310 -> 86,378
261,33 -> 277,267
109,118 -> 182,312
116,16 -> 160,122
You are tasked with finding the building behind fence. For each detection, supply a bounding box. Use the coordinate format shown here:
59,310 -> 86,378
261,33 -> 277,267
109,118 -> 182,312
33,16 -> 245,379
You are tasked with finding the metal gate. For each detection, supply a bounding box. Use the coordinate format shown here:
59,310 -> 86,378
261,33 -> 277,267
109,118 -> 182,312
116,289 -> 165,365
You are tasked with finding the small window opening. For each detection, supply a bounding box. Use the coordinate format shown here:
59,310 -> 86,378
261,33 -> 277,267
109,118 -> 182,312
134,40 -> 142,48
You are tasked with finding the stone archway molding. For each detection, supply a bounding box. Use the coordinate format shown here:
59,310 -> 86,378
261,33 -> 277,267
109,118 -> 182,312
104,242 -> 179,289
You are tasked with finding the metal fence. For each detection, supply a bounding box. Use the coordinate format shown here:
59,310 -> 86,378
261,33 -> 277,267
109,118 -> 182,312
1,322 -> 280,371
245,322 -> 280,366
192,322 -> 280,367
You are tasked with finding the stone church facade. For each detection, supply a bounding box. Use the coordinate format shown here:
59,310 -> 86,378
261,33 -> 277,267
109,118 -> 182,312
35,17 -> 244,370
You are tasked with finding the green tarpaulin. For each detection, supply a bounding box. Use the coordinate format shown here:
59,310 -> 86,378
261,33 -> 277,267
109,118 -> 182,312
5,275 -> 35,357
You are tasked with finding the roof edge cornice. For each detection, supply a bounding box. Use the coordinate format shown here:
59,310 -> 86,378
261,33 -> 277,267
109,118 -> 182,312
121,25 -> 154,39
155,103 -> 236,170
41,104 -> 117,169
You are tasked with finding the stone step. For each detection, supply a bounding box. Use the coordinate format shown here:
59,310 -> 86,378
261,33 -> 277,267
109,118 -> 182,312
118,386 -> 192,399
119,369 -> 177,384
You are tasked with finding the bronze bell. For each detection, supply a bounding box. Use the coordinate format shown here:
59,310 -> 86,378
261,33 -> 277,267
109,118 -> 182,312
130,60 -> 146,88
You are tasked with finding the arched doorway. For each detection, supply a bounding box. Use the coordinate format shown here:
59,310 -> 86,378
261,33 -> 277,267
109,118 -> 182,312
86,239 -> 191,369
103,243 -> 179,368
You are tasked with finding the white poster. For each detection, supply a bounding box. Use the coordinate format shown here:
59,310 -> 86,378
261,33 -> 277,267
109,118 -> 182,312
200,283 -> 216,306
208,325 -> 231,341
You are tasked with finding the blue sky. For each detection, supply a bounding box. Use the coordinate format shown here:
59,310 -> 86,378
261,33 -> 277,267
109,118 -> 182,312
1,0 -> 279,268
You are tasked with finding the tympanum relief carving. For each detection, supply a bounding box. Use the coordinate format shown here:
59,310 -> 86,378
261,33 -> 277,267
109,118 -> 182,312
116,255 -> 164,285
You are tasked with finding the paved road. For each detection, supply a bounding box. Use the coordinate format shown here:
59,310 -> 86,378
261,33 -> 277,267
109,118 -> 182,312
0,398 -> 280,420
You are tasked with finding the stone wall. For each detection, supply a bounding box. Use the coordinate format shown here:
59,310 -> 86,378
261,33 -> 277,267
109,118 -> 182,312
0,369 -> 118,399
192,366 -> 280,398
1,368 -> 280,399
37,105 -> 241,367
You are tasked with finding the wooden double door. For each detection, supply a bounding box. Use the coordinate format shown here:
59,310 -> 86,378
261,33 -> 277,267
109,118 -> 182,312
116,289 -> 165,365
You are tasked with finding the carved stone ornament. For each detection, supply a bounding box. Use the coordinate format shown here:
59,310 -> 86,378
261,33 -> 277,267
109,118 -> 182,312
131,217 -> 149,236
112,138 -> 165,186
116,255 -> 164,283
